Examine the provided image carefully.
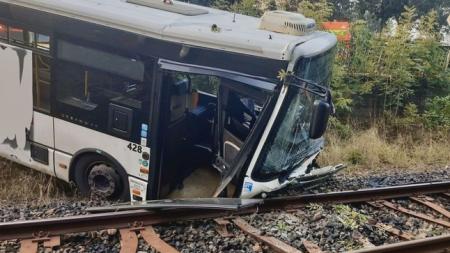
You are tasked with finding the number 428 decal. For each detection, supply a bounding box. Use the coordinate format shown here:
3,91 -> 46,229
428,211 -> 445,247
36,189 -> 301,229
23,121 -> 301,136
127,143 -> 143,153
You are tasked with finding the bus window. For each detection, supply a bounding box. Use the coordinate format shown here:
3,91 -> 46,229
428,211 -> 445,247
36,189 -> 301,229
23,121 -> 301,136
56,62 -> 145,110
33,54 -> 52,112
36,34 -> 50,51
55,40 -> 148,140
191,75 -> 219,96
57,40 -> 144,81
225,92 -> 258,141
9,27 -> 34,46
0,23 -> 6,40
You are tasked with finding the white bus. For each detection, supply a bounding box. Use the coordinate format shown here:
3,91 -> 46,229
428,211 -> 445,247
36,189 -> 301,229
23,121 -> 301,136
0,0 -> 340,201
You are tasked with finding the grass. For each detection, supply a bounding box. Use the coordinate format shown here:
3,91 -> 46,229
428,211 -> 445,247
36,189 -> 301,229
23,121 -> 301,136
319,127 -> 450,176
0,158 -> 76,204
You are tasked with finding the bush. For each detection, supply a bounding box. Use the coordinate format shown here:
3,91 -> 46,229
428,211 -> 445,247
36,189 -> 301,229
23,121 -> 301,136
347,150 -> 364,165
328,117 -> 353,140
424,96 -> 450,129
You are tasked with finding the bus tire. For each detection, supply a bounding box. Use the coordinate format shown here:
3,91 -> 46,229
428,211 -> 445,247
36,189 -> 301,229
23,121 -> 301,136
72,153 -> 130,201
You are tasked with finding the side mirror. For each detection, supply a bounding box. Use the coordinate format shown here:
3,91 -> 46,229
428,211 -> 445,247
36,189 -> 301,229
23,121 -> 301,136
309,100 -> 331,139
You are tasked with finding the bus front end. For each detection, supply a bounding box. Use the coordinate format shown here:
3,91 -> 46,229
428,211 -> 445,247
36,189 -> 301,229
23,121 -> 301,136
240,31 -> 345,198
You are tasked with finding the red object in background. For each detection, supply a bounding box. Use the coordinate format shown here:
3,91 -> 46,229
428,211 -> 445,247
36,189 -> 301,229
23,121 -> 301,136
322,22 -> 351,42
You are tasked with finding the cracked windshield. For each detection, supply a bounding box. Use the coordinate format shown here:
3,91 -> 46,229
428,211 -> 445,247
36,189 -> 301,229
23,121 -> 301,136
255,51 -> 335,180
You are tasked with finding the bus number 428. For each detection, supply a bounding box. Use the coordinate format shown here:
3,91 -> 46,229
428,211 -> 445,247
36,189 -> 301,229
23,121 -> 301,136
127,143 -> 142,154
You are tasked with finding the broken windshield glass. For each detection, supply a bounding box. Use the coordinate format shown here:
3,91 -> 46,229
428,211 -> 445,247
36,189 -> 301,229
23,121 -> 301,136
253,85 -> 324,181
251,51 -> 335,181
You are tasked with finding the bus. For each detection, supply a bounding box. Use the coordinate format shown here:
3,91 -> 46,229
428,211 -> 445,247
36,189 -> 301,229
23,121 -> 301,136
0,0 -> 341,201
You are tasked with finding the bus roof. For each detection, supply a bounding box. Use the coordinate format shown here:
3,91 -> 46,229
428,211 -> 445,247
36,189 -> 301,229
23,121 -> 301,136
1,0 -> 329,60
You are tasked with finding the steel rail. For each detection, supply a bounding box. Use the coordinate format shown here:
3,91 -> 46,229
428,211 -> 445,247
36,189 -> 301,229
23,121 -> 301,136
262,180 -> 450,210
0,180 -> 449,241
349,234 -> 450,253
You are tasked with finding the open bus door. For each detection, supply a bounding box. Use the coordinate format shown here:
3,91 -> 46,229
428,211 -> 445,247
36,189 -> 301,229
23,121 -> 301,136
156,59 -> 276,198
213,81 -> 271,197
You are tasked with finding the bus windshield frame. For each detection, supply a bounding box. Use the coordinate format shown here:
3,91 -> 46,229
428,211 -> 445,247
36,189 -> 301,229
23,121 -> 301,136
250,49 -> 335,182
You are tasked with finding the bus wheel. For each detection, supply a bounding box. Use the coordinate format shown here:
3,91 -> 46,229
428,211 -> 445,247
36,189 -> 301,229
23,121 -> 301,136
73,154 -> 129,201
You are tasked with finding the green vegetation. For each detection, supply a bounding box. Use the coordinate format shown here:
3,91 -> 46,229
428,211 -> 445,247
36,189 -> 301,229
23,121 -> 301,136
333,204 -> 368,230
333,7 -> 450,124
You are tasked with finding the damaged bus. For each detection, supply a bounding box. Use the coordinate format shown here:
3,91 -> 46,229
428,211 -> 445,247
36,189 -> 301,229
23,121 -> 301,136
0,0 -> 342,201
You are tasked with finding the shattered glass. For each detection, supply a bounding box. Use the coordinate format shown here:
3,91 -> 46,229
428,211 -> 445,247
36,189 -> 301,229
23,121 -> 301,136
253,51 -> 335,180
255,86 -> 324,179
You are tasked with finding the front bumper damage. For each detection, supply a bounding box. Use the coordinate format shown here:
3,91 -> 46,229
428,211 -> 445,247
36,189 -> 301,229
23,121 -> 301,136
240,161 -> 346,198
290,164 -> 346,189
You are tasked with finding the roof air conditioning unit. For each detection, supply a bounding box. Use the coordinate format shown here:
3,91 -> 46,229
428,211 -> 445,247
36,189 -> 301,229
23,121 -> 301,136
259,11 -> 316,36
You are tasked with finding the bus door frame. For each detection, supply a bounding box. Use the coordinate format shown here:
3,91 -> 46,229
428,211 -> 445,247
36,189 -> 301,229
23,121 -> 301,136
155,59 -> 279,198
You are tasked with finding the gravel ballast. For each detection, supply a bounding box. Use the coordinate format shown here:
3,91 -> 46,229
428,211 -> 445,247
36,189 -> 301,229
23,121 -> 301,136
0,168 -> 449,253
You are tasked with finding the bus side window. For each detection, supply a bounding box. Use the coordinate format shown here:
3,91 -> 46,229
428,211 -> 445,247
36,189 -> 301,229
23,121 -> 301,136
33,54 -> 52,112
54,40 -> 148,140
36,34 -> 50,51
0,23 -> 6,40
191,76 -> 219,96
9,26 -> 34,46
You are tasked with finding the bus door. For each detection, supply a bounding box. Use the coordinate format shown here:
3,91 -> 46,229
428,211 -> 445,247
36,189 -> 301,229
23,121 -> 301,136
0,36 -> 55,177
214,82 -> 268,196
157,59 -> 275,198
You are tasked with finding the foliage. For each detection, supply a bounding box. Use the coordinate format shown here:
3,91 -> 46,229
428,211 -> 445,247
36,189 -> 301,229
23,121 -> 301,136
424,96 -> 450,129
211,0 -> 232,10
297,0 -> 333,24
232,0 -> 261,16
327,0 -> 450,27
306,203 -> 324,211
333,205 -> 368,230
266,0 -> 277,11
330,5 -> 450,125
328,117 -> 353,139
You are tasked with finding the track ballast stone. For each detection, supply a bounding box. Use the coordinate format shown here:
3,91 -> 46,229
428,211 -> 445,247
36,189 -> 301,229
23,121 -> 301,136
0,169 -> 449,252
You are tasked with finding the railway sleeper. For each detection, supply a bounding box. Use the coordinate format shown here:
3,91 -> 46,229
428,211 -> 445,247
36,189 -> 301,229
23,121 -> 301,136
19,235 -> 60,253
232,217 -> 303,253
410,196 -> 450,219
119,225 -> 179,253
368,200 -> 450,228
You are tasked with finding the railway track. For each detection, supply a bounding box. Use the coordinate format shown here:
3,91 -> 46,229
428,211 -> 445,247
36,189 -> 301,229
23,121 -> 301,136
0,180 -> 449,253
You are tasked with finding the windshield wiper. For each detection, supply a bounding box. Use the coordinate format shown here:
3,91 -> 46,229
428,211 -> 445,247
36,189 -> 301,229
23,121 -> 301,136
286,74 -> 329,98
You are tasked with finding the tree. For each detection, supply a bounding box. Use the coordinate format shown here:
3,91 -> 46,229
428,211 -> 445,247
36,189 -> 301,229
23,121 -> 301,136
352,0 -> 450,27
328,0 -> 357,21
297,0 -> 333,24
266,0 -> 277,11
211,0 -> 233,10
333,5 -> 450,120
232,0 -> 261,17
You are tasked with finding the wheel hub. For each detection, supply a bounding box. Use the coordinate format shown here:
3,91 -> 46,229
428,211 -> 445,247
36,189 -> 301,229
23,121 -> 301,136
88,164 -> 120,198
